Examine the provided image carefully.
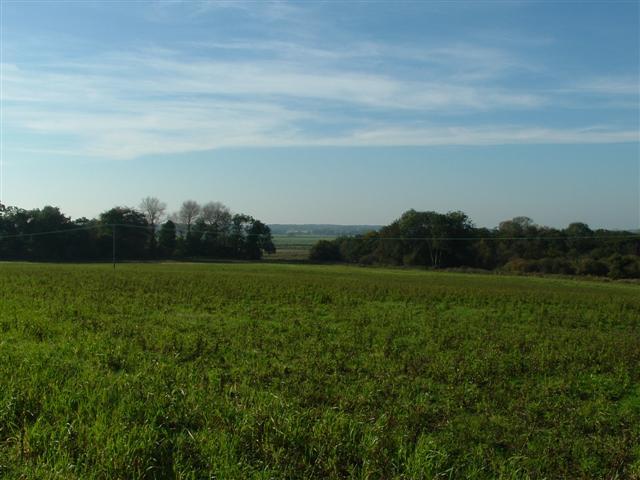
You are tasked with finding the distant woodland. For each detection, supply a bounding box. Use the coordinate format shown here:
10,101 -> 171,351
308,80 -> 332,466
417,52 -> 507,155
0,198 -> 275,261
1,201 -> 638,278
309,210 -> 640,279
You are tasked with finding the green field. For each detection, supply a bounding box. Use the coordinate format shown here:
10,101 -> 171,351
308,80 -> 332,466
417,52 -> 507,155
269,235 -> 336,261
0,263 -> 639,479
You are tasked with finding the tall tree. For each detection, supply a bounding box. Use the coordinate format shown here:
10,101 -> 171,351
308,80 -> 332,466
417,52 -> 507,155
139,197 -> 166,257
0,205 -> 29,259
178,200 -> 201,234
158,220 -> 177,258
245,220 -> 276,260
201,201 -> 232,231
139,197 -> 166,227
28,206 -> 73,260
396,210 -> 466,267
564,222 -> 594,256
230,214 -> 252,256
99,207 -> 149,260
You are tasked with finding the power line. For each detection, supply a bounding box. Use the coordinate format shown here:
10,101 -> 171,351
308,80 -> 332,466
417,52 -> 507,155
0,222 -> 638,242
330,235 -> 640,241
0,224 -> 99,240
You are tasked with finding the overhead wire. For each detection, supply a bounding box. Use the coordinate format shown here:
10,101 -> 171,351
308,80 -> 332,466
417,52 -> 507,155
0,222 -> 638,242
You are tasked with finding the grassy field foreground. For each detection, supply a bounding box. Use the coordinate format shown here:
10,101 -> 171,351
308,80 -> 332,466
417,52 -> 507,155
0,263 -> 639,479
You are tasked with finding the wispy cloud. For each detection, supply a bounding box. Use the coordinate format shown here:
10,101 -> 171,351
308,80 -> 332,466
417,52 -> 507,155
2,30 -> 637,160
574,76 -> 639,96
331,125 -> 639,147
145,0 -> 304,24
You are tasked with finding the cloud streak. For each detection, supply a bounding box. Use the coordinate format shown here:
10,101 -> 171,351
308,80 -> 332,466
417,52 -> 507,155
2,33 -> 638,160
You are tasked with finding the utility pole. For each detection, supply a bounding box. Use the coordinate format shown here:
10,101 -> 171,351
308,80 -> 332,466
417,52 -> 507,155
112,224 -> 116,269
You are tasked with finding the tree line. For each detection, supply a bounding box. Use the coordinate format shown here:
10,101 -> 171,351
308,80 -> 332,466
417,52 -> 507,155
0,198 -> 275,261
310,210 -> 640,279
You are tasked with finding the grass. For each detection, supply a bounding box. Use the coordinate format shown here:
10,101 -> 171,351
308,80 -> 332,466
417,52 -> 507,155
0,262 -> 639,479
271,234 -> 337,247
269,235 -> 336,261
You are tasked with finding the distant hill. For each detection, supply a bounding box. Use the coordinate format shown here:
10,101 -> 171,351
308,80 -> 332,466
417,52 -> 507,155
269,224 -> 381,236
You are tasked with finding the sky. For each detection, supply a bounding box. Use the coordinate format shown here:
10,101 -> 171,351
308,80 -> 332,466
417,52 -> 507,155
1,0 -> 638,229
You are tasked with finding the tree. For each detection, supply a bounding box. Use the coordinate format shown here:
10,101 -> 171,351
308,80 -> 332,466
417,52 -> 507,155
158,220 -> 177,257
139,197 -> 166,227
564,222 -> 594,256
67,217 -> 99,260
139,197 -> 166,257
178,200 -> 201,234
310,240 -> 341,262
396,210 -> 468,267
199,202 -> 232,256
0,206 -> 30,259
245,220 -> 275,259
472,231 -> 497,269
230,214 -> 252,257
99,207 -> 149,260
0,205 -> 74,260
201,201 -> 232,232
25,206 -> 73,260
185,218 -> 206,256
497,216 -> 539,261
499,216 -> 535,234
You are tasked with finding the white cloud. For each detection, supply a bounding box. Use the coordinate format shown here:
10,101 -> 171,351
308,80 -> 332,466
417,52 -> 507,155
329,125 -> 639,147
574,77 -> 639,96
1,36 -> 637,160
146,0 -> 303,24
3,54 -> 542,111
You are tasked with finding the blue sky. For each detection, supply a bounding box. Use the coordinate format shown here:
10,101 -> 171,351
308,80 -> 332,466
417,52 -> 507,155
1,0 -> 638,228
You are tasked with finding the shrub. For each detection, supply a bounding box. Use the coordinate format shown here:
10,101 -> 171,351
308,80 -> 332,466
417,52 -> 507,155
504,257 -> 575,275
537,257 -> 575,275
576,257 -> 609,277
503,258 -> 537,274
309,240 -> 342,262
607,254 -> 640,279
